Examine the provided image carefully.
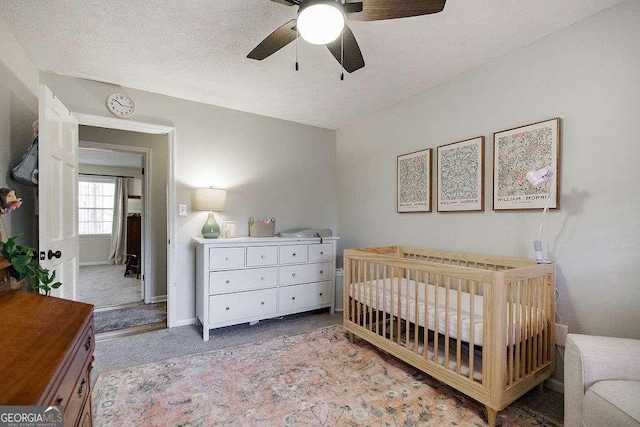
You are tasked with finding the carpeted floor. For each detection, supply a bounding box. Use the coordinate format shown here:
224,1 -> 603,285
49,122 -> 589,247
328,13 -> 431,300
92,312 -> 563,425
94,324 -> 563,426
78,264 -> 141,308
94,302 -> 167,334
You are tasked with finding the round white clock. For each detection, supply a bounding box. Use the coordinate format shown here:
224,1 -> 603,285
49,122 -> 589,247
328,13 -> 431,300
106,93 -> 136,118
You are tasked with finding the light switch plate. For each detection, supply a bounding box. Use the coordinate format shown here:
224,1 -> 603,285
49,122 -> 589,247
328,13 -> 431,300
178,204 -> 188,216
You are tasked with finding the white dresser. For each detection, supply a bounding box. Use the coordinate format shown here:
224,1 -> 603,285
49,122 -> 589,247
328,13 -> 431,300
194,236 -> 339,341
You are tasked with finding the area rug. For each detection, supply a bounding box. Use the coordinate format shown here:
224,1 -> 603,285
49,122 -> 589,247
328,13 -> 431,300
94,302 -> 166,334
93,325 -> 560,426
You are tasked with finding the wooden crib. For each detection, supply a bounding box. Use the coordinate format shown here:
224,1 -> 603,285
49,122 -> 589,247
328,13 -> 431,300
343,246 -> 555,426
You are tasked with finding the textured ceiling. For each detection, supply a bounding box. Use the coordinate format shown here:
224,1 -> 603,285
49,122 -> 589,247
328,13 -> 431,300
0,0 -> 625,129
79,148 -> 142,169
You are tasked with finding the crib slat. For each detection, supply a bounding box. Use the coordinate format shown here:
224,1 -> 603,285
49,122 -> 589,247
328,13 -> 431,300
507,283 -> 516,385
367,262 -> 373,332
527,278 -> 533,375
434,274 -> 440,364
397,267 -> 402,345
481,282 -> 489,387
469,280 -> 475,382
414,269 -> 420,354
444,275 -> 451,370
456,277 -> 462,375
516,280 -> 522,380
383,265 -> 388,341
423,271 -> 429,361
405,268 -> 410,350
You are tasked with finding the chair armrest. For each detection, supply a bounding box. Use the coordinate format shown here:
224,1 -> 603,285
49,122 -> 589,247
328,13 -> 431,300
564,334 -> 640,427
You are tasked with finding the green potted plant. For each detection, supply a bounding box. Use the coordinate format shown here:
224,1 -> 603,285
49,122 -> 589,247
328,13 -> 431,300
1,234 -> 62,295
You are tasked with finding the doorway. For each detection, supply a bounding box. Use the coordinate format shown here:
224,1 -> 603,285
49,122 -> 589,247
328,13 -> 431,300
76,128 -> 167,335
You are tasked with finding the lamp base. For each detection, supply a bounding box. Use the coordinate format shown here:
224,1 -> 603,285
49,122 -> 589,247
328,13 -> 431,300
202,212 -> 221,238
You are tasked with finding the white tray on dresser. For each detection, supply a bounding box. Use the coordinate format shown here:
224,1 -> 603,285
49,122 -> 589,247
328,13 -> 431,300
194,236 -> 339,341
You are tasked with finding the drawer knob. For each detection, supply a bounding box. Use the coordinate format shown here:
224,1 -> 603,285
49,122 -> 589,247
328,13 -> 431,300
85,335 -> 92,351
292,297 -> 296,300
225,257 -> 229,261
261,276 -> 265,281
226,280 -> 230,284
261,301 -> 265,305
226,307 -> 230,311
292,253 -> 296,256
78,378 -> 86,397
261,255 -> 265,259
320,293 -> 323,296
320,270 -> 324,274
320,251 -> 324,255
292,273 -> 296,277
55,397 -> 63,406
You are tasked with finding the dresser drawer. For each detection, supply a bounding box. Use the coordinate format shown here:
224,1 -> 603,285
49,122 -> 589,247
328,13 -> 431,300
63,363 -> 91,427
246,246 -> 278,267
279,281 -> 333,312
279,244 -> 308,264
47,322 -> 94,410
209,288 -> 277,324
209,247 -> 245,270
209,267 -> 277,295
309,243 -> 333,263
279,262 -> 331,286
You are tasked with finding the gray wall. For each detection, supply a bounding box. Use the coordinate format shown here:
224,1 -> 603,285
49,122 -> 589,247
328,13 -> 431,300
41,71 -> 338,324
337,1 -> 640,344
79,126 -> 168,299
0,60 -> 37,246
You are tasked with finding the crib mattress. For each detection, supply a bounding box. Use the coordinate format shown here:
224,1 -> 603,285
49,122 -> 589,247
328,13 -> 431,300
349,277 -> 543,347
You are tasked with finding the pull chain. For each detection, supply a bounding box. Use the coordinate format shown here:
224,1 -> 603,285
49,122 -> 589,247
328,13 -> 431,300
340,30 -> 344,81
295,26 -> 299,71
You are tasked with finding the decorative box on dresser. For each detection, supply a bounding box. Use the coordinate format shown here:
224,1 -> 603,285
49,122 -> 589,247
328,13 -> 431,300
194,236 -> 338,341
0,261 -> 95,426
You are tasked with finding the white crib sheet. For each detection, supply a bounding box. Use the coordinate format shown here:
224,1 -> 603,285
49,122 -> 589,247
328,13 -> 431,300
349,277 -> 543,347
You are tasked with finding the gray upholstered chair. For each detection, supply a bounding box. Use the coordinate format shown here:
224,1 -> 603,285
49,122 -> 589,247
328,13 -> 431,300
565,333 -> 640,426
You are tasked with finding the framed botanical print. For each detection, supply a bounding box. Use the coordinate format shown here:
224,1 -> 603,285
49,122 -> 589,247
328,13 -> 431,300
437,136 -> 484,212
397,148 -> 432,213
493,118 -> 561,210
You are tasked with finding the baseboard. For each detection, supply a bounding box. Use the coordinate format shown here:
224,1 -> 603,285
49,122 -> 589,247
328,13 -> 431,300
79,261 -> 109,267
150,295 -> 167,304
175,318 -> 196,327
545,378 -> 564,394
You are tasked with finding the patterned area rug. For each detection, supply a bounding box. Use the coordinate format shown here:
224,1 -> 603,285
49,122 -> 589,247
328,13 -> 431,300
93,325 -> 560,426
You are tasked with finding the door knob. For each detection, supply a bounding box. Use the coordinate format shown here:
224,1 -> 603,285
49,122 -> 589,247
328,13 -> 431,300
47,250 -> 62,260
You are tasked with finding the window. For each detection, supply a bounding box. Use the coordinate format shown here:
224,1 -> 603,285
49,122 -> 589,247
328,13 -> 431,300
78,179 -> 115,235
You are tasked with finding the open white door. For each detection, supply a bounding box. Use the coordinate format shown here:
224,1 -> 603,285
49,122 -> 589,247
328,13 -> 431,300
38,85 -> 79,300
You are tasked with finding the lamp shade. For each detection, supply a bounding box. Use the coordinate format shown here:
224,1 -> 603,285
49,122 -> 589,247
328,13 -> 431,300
297,1 -> 345,45
193,188 -> 226,212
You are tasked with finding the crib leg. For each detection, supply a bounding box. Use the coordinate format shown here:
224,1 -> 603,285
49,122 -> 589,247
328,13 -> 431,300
349,332 -> 354,343
486,406 -> 498,427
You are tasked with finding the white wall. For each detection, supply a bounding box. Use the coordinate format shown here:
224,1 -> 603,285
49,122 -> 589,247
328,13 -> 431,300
0,15 -> 38,96
41,71 -> 337,324
337,0 -> 640,343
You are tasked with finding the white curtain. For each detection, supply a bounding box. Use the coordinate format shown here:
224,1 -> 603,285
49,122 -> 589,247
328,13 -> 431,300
108,177 -> 129,265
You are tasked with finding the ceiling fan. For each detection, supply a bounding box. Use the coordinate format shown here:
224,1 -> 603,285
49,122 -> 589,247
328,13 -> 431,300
247,0 -> 447,73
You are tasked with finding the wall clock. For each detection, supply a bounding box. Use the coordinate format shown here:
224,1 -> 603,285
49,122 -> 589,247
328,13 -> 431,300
106,93 -> 136,118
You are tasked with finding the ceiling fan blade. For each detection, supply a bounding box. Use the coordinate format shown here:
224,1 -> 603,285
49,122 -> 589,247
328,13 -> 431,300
326,23 -> 365,73
270,0 -> 295,5
247,19 -> 297,61
347,0 -> 446,21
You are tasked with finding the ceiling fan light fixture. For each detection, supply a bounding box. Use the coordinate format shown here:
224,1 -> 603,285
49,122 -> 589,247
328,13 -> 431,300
297,1 -> 345,45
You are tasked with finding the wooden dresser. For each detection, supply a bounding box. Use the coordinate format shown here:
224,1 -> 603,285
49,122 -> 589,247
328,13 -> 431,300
0,277 -> 95,426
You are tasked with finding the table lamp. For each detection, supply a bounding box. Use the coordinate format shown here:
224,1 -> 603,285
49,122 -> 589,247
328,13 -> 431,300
193,187 -> 227,238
